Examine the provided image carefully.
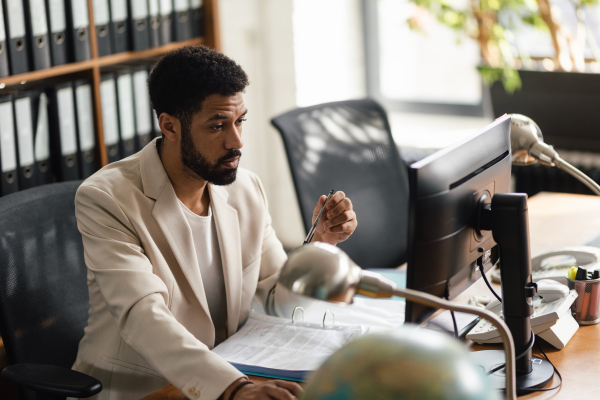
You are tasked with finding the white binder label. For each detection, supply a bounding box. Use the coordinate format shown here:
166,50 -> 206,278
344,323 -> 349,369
15,97 -> 35,166
133,70 -> 152,136
29,0 -> 49,36
131,0 -> 149,19
100,79 -> 119,146
7,0 -> 26,38
93,0 -> 110,26
48,0 -> 66,33
57,87 -> 78,156
71,0 -> 89,29
75,84 -> 95,152
0,3 -> 5,42
190,0 -> 202,8
0,102 -> 17,172
149,0 -> 160,16
174,0 -> 189,12
117,74 -> 135,140
34,93 -> 50,162
110,0 -> 127,22
160,0 -> 173,15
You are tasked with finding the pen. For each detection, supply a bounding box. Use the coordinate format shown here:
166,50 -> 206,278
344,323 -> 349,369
304,190 -> 335,245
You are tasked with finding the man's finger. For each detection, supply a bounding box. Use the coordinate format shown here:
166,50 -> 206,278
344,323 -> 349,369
325,191 -> 346,211
324,210 -> 355,229
264,384 -> 296,400
312,194 -> 328,217
327,198 -> 352,219
328,220 -> 356,234
274,380 -> 304,396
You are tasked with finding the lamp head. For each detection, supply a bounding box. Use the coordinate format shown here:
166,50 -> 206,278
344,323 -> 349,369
277,243 -> 397,304
509,114 -> 559,166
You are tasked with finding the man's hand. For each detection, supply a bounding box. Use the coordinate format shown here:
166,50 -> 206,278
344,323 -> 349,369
311,191 -> 357,245
222,378 -> 302,400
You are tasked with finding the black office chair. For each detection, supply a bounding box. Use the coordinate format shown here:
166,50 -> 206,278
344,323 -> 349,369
271,98 -> 410,269
0,181 -> 102,400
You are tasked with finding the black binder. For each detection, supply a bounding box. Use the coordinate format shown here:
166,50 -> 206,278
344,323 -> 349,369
159,0 -> 172,45
45,0 -> 69,65
0,95 -> 19,195
100,74 -> 120,162
73,80 -> 96,178
48,82 -> 80,181
0,1 -> 10,77
30,90 -> 52,185
65,0 -> 91,62
23,0 -> 51,70
132,68 -> 152,150
115,70 -> 136,158
129,0 -> 150,51
148,0 -> 160,47
173,0 -> 192,41
109,0 -> 129,53
13,92 -> 37,189
3,0 -> 31,74
93,0 -> 112,56
190,0 -> 203,38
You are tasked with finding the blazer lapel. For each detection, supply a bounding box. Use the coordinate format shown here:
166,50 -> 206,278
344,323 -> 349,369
210,185 -> 243,336
140,139 -> 213,334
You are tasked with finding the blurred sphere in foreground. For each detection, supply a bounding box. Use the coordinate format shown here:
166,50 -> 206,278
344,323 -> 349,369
302,327 -> 501,400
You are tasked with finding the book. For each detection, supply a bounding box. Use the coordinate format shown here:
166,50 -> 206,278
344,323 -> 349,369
212,312 -> 366,381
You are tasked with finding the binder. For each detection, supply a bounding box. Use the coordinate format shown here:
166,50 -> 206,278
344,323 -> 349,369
132,68 -> 152,150
0,1 -> 10,76
48,82 -> 80,181
190,0 -> 202,38
73,80 -> 96,178
100,74 -> 120,162
31,90 -> 52,185
0,96 -> 18,195
173,0 -> 191,41
65,0 -> 91,62
13,92 -> 37,189
3,0 -> 30,74
116,70 -> 136,158
159,0 -> 172,45
148,0 -> 160,48
128,0 -> 149,51
45,0 -> 69,65
93,0 -> 112,56
23,0 -> 51,70
109,0 -> 129,53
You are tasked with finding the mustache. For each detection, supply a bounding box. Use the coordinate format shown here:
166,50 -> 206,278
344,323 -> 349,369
217,149 -> 242,164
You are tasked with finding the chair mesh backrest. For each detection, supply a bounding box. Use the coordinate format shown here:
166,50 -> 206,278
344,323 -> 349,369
0,181 -> 87,369
272,99 -> 409,269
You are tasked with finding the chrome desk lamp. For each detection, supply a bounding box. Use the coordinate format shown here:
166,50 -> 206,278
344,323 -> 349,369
509,114 -> 600,195
277,242 -> 518,400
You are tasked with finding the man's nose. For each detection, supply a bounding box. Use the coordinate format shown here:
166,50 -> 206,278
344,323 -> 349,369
226,126 -> 243,149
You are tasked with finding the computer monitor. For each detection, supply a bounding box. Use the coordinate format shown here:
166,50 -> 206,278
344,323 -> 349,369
405,116 -> 512,324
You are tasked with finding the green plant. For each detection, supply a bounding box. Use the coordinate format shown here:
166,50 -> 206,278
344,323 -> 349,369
408,0 -> 600,92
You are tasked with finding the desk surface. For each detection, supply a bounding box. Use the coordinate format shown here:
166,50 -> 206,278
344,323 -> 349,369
144,192 -> 600,400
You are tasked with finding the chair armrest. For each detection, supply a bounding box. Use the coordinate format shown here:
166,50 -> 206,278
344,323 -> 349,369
2,363 -> 102,398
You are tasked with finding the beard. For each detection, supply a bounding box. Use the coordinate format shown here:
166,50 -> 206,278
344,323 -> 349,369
180,124 -> 241,186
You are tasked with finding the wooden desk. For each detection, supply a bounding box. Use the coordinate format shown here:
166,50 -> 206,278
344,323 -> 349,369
144,192 -> 600,400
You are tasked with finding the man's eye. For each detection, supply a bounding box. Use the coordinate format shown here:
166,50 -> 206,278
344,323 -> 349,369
211,124 -> 224,130
236,118 -> 247,124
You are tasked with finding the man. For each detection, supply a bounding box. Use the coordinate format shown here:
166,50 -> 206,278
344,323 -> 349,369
71,45 -> 357,400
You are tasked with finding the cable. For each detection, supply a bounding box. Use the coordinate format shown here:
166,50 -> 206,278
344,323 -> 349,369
486,329 -> 535,375
479,262 -> 502,303
444,295 -> 459,338
517,339 -> 563,393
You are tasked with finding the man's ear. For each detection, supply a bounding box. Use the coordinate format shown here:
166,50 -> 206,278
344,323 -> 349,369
159,113 -> 180,142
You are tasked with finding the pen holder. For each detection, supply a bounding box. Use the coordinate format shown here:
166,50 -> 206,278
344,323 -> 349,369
567,278 -> 600,325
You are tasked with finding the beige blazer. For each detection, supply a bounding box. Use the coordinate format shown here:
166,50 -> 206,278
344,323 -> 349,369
71,139 -> 288,400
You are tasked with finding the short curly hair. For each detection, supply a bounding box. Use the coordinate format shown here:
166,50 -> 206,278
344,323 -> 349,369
148,45 -> 249,132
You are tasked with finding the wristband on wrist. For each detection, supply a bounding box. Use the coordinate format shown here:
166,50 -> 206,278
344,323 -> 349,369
228,380 -> 254,400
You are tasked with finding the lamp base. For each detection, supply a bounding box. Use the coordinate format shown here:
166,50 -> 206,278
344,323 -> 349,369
469,350 -> 554,394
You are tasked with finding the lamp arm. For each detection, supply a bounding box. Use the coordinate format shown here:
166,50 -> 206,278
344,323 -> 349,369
391,287 -> 517,400
553,157 -> 600,196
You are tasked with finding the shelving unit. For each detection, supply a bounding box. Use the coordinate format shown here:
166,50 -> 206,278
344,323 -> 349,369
0,0 -> 221,167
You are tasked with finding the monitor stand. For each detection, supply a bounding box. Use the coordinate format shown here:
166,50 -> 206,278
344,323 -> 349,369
470,193 -> 554,393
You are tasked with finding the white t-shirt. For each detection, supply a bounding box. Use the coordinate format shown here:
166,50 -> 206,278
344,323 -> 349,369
178,199 -> 228,345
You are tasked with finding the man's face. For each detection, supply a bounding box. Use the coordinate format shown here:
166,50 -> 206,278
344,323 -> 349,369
180,93 -> 246,185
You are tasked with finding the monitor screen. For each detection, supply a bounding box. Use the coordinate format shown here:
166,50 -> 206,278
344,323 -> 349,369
405,115 -> 512,323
